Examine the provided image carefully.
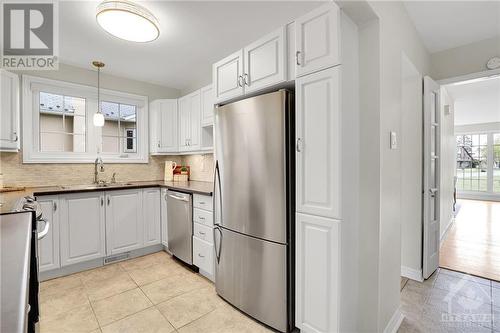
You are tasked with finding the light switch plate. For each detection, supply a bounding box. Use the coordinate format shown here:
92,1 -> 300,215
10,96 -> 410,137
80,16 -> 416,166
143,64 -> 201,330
390,131 -> 397,149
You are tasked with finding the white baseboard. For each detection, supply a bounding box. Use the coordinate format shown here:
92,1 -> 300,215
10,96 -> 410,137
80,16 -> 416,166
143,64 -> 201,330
401,266 -> 423,282
383,307 -> 404,333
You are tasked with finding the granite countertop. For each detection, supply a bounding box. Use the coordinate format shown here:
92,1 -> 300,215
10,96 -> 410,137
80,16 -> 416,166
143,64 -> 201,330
0,180 -> 213,214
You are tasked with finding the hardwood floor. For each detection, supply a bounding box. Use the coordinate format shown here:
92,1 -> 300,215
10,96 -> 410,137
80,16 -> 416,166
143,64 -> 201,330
440,199 -> 500,282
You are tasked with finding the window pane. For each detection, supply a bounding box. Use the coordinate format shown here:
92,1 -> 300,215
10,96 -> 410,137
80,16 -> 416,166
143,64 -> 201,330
39,92 -> 86,152
456,134 -> 488,192
100,101 -> 137,154
494,133 -> 500,192
102,136 -> 120,153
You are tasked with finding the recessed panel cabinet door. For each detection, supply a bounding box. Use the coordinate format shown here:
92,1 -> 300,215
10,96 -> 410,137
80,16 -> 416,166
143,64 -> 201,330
0,69 -> 20,151
38,196 -> 60,272
60,192 -> 105,266
243,27 -> 286,93
295,2 -> 340,77
159,99 -> 178,152
160,188 -> 168,247
189,91 -> 201,150
178,96 -> 191,151
295,213 -> 340,333
200,85 -> 214,126
213,50 -> 244,103
106,189 -> 143,255
296,66 -> 341,219
143,188 -> 161,246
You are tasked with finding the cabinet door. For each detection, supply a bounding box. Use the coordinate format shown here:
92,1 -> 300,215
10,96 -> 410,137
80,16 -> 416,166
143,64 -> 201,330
38,196 -> 60,272
295,2 -> 340,77
106,189 -> 143,255
188,91 -> 201,150
143,188 -> 161,246
200,85 -> 214,126
213,50 -> 244,103
193,236 -> 214,279
243,27 -> 286,93
0,70 -> 20,151
60,192 -> 105,266
177,96 -> 190,152
159,99 -> 178,152
160,188 -> 168,247
296,66 -> 340,219
295,213 -> 339,333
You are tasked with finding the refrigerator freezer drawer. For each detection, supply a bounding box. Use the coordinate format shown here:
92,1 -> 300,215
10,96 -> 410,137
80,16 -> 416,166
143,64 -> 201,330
215,227 -> 287,332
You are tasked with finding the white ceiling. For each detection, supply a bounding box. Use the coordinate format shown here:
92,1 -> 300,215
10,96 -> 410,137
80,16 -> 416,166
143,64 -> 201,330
59,1 -> 321,91
446,76 -> 500,126
403,1 -> 500,53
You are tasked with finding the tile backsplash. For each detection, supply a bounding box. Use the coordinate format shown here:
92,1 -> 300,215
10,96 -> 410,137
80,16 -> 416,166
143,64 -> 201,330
0,152 -> 214,187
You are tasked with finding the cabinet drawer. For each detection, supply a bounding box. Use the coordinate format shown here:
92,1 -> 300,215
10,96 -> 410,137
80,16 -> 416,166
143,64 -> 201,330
193,222 -> 213,244
193,208 -> 213,226
193,194 -> 213,211
193,237 -> 213,275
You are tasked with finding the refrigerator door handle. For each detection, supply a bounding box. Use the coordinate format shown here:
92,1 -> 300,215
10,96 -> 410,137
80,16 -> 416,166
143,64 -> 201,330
213,160 -> 222,227
213,226 -> 223,264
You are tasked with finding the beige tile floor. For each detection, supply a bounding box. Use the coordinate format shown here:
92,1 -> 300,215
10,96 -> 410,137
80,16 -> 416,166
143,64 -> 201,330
39,251 -> 272,333
399,268 -> 500,333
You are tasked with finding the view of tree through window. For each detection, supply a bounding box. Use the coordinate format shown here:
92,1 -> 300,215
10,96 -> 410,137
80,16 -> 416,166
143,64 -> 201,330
456,134 -> 488,191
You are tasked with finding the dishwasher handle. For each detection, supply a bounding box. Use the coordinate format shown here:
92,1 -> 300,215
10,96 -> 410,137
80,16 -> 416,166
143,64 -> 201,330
167,194 -> 189,202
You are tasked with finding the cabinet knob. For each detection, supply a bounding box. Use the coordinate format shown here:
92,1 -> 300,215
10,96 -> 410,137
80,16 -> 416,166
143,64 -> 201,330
244,73 -> 249,86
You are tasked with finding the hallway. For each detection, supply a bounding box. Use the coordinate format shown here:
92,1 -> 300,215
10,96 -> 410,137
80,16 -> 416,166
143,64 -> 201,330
440,200 -> 500,281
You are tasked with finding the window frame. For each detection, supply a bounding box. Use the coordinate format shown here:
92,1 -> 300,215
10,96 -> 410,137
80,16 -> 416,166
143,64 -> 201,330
22,75 -> 149,163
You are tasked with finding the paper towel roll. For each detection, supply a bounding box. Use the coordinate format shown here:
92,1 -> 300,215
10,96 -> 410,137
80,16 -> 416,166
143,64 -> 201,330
164,161 -> 177,181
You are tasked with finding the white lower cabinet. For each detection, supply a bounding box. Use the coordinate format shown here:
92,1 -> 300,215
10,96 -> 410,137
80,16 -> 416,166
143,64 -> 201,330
105,189 -> 143,255
295,213 -> 340,333
59,192 -> 106,266
37,195 -> 60,272
143,188 -> 161,246
193,236 -> 213,277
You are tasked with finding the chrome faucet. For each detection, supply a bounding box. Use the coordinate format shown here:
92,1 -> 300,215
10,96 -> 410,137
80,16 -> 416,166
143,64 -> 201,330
94,157 -> 105,184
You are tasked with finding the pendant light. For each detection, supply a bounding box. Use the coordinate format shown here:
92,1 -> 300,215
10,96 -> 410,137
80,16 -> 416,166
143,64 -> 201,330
96,0 -> 160,43
93,61 -> 105,127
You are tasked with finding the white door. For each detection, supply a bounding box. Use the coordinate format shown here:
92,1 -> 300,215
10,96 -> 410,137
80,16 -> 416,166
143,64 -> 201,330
60,192 -> 106,266
160,188 -> 168,248
200,85 -> 214,126
296,66 -> 341,219
295,213 -> 340,333
0,69 -> 20,151
295,2 -> 340,78
178,96 -> 190,152
143,188 -> 161,246
189,91 -> 201,150
243,27 -> 286,93
106,189 -> 143,255
423,76 -> 441,279
38,196 -> 60,272
213,50 -> 244,103
159,99 -> 178,152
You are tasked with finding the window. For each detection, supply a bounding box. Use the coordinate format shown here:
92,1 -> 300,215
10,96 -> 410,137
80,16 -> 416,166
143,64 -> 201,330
456,132 -> 500,196
22,75 -> 148,163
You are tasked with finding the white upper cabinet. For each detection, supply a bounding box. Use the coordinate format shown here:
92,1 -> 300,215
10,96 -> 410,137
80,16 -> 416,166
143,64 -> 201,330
295,213 -> 340,333
296,66 -> 341,219
295,2 -> 341,77
142,188 -> 161,247
59,192 -> 106,266
213,50 -> 245,103
200,85 -> 214,126
0,70 -> 20,151
105,189 -> 143,255
38,196 -> 60,272
243,27 -> 286,93
178,91 -> 201,152
150,99 -> 178,154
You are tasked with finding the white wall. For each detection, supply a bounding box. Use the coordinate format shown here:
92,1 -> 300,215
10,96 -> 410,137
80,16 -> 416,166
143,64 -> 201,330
431,36 -> 500,80
439,87 -> 456,241
400,54 -> 423,279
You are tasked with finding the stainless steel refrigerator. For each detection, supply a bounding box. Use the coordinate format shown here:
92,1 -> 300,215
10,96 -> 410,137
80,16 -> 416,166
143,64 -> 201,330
213,90 -> 295,333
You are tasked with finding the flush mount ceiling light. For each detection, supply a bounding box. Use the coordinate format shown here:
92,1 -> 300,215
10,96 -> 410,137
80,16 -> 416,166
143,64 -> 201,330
96,0 -> 160,43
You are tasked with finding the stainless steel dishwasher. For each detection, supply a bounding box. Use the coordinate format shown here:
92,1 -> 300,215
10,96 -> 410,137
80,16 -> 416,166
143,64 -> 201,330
166,190 -> 193,265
